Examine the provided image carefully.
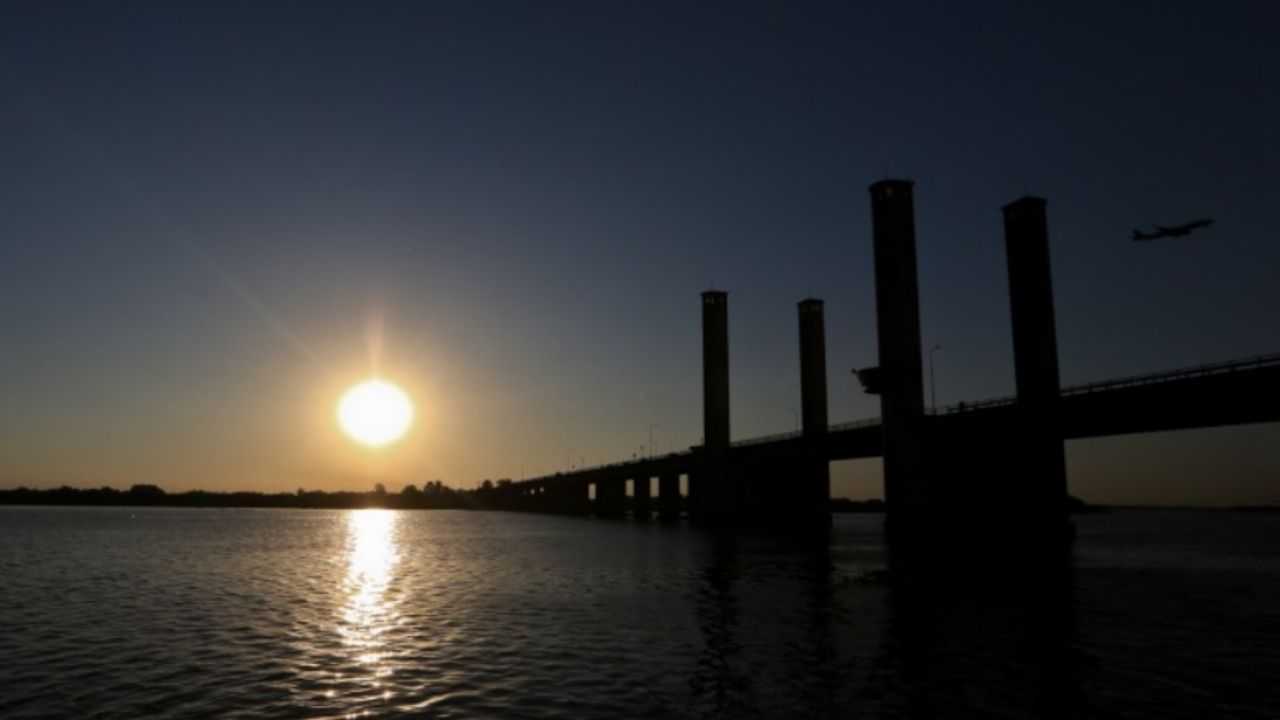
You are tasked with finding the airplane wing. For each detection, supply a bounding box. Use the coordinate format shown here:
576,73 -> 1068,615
1133,218 -> 1213,242
1155,218 -> 1213,236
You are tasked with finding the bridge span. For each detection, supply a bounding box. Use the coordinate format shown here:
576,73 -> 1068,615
491,353 -> 1280,523
485,180 -> 1278,532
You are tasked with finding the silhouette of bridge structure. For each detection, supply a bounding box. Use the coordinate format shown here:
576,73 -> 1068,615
488,181 -> 1279,532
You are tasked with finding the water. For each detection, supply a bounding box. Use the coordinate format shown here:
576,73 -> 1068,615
1,507 -> 1278,719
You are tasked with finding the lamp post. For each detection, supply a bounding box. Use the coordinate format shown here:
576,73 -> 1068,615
648,423 -> 661,460
929,344 -> 942,411
566,447 -> 576,472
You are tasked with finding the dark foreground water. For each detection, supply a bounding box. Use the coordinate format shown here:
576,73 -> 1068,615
2,507 -> 1278,719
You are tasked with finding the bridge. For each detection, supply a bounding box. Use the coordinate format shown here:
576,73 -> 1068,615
485,181 -> 1279,532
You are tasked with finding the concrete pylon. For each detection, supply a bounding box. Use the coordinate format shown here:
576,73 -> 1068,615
632,475 -> 652,519
697,291 -> 733,522
702,291 -> 730,449
1002,197 -> 1068,518
868,180 -> 931,519
658,472 -> 681,521
595,477 -> 626,518
798,298 -> 831,522
799,299 -> 829,438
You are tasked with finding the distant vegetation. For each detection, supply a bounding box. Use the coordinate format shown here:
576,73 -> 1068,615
0,484 -> 1103,515
0,480 -> 517,510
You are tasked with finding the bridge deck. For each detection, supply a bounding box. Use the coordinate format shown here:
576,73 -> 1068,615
510,355 -> 1280,492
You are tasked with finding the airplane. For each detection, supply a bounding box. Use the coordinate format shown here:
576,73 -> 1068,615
1131,218 -> 1214,242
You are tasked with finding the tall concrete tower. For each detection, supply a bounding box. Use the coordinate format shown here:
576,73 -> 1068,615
798,299 -> 829,438
696,290 -> 732,522
702,291 -> 730,450
869,180 -> 928,516
798,298 -> 831,520
1002,197 -> 1068,514
1003,197 -> 1061,406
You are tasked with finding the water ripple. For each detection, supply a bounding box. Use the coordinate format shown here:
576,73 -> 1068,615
1,508 -> 1278,718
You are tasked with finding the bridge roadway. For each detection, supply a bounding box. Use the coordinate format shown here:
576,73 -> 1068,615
495,354 -> 1280,515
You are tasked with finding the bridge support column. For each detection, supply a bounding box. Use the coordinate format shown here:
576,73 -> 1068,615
658,472 -> 680,521
632,475 -> 651,519
687,466 -> 726,522
869,180 -> 932,521
595,477 -> 626,518
799,298 -> 831,525
1003,197 -> 1068,521
547,479 -> 590,515
686,469 -> 705,520
699,290 -> 735,524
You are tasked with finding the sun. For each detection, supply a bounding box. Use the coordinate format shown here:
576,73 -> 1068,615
337,379 -> 414,447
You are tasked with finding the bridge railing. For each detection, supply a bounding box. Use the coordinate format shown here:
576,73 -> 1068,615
937,395 -> 1016,414
514,352 -> 1277,486
1058,352 -> 1280,397
525,450 -> 697,484
829,417 -> 884,432
730,416 -> 883,448
935,352 -> 1280,415
731,430 -> 801,447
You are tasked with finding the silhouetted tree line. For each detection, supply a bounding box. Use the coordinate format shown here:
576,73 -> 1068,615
0,482 -> 1098,513
0,481 -> 514,510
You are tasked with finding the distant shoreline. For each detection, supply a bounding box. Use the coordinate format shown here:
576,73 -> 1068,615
1,484 -> 892,512
0,483 -> 477,511
3,485 -> 1261,514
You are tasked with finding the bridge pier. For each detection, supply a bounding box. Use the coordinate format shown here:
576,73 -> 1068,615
658,472 -> 681,521
700,453 -> 738,524
686,467 -> 713,522
545,478 -> 589,515
595,477 -> 626,518
869,180 -> 934,522
1003,197 -> 1068,522
697,290 -> 736,525
632,475 -> 652,519
798,298 -> 831,525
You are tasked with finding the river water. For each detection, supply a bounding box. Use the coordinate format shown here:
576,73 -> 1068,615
1,507 -> 1278,719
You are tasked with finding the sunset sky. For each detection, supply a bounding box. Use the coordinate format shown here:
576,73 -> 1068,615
2,1 -> 1277,505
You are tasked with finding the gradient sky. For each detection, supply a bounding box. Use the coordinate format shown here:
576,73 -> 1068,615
2,1 -> 1277,505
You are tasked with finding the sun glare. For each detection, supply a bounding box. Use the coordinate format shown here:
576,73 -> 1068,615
337,379 -> 414,447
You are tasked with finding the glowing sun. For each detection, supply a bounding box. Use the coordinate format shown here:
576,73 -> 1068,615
337,379 -> 414,447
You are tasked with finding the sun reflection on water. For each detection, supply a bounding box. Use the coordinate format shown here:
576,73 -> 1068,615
340,509 -> 402,689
